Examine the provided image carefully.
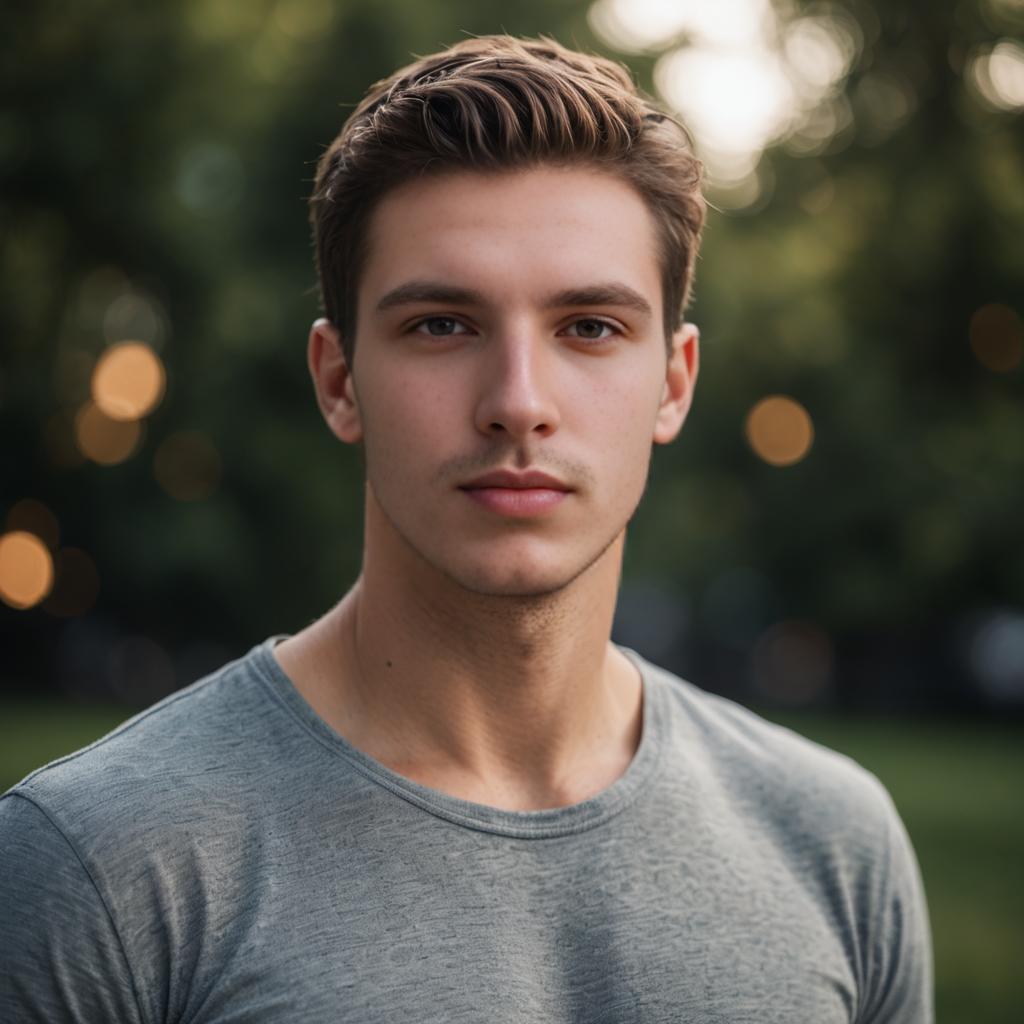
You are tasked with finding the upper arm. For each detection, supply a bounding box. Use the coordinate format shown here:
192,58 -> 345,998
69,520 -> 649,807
0,792 -> 146,1024
857,780 -> 935,1024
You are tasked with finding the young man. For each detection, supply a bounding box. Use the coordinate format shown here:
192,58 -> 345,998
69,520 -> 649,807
1,35 -> 932,1023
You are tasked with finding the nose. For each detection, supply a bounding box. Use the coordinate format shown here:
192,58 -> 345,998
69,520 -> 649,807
473,329 -> 560,441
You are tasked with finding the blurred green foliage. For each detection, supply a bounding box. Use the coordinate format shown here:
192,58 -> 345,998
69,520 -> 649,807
3,0 -> 1023,705
4,0 -> 1023,707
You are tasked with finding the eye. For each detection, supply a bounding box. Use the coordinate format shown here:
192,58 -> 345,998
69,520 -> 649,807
563,318 -> 620,342
411,316 -> 471,337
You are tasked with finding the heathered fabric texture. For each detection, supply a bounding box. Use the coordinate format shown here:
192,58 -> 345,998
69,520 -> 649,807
1,636 -> 933,1023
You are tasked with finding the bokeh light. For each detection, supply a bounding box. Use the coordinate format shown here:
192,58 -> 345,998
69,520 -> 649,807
966,609 -> 1024,705
0,530 -> 55,610
655,46 -> 793,180
43,547 -> 101,618
74,400 -> 145,465
153,430 -> 223,501
90,341 -> 166,421
6,498 -> 60,549
969,40 -> 1024,111
103,288 -> 169,351
175,141 -> 245,214
745,395 -> 815,466
784,16 -> 853,91
969,303 -> 1023,372
72,266 -> 130,333
749,619 -> 835,705
591,0 -> 860,194
589,0 -> 770,55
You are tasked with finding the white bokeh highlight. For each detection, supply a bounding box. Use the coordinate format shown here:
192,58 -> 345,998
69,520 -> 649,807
589,0 -> 861,198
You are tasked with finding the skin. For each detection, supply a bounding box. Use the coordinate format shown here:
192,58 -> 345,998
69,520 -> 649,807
274,164 -> 698,811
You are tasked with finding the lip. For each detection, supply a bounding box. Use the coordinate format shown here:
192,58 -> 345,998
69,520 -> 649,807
458,469 -> 571,491
458,469 -> 572,518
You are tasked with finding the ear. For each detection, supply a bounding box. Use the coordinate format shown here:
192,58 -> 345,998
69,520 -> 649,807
653,322 -> 699,445
308,318 -> 363,443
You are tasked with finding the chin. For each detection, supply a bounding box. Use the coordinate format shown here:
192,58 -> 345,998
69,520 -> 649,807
379,497 -> 626,600
436,546 -> 605,600
449,569 -> 574,600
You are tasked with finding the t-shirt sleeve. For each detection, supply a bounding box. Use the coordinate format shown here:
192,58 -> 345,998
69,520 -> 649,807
857,779 -> 935,1024
0,792 -> 145,1024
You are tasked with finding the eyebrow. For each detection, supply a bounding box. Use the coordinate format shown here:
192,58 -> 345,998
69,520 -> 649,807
374,280 -> 654,320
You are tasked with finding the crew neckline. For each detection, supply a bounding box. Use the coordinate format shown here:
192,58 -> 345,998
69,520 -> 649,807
251,634 -> 666,839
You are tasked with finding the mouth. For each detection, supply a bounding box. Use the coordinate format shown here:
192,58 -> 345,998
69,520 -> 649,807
459,469 -> 571,491
457,469 -> 572,518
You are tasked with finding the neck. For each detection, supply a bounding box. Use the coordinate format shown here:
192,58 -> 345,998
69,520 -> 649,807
278,489 -> 643,810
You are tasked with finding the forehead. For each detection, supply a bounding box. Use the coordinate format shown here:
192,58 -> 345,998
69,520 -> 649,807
357,165 -> 663,318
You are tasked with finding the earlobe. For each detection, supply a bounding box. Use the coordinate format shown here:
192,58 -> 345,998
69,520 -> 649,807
653,322 -> 699,445
308,318 -> 363,443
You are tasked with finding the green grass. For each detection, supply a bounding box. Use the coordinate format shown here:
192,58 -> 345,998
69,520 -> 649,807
1,699 -> 132,791
2,700 -> 1021,1022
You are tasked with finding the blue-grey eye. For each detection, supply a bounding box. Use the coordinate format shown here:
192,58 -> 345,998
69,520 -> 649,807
570,319 -> 614,340
415,317 -> 465,336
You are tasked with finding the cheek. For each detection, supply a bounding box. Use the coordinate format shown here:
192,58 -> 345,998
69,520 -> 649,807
372,373 -> 449,423
584,368 -> 662,443
590,378 -> 662,491
357,369 -> 460,468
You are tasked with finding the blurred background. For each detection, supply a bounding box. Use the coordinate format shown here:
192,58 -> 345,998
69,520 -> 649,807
2,0 -> 1022,1019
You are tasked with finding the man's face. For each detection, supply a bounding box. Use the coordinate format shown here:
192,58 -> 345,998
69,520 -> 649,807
320,165 -> 697,597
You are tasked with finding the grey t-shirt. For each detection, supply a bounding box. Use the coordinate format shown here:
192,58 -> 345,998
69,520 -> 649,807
0,637 -> 933,1023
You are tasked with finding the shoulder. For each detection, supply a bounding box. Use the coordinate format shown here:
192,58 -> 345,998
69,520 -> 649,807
0,641 -> 290,1024
637,654 -> 934,1019
640,654 -> 934,1020
4,639 -> 283,855
638,654 -> 900,861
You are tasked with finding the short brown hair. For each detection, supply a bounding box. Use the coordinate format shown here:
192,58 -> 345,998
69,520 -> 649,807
310,34 -> 705,365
